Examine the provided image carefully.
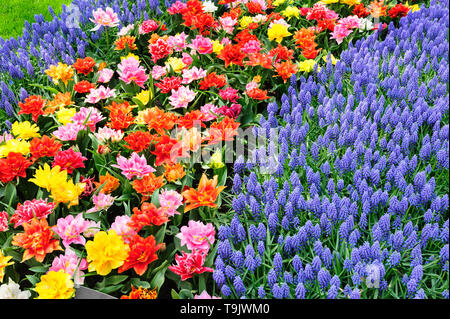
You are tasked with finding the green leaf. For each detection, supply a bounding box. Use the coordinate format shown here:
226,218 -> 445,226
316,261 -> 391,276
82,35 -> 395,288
218,167 -> 227,188
198,208 -> 207,220
116,194 -> 132,201
93,153 -> 107,173
29,266 -> 49,273
132,97 -> 145,109
174,236 -> 182,251
4,183 -> 17,205
130,278 -> 151,289
150,267 -> 167,292
1,233 -> 14,251
155,223 -> 166,244
105,275 -> 128,286
95,278 -> 106,289
84,211 -> 102,222
165,267 -> 182,283
198,275 -> 206,294
151,188 -> 160,206
173,212 -> 183,227
76,128 -> 92,158
29,83 -> 59,94
179,280 -> 192,291
99,285 -> 122,294
205,242 -> 218,267
26,274 -> 39,286
178,289 -> 194,299
171,289 -> 180,299
3,248 -> 21,262
167,225 -> 180,236
239,107 -> 255,127
123,201 -> 131,216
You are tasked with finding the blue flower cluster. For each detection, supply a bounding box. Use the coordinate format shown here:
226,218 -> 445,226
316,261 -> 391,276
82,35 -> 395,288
0,0 -> 174,122
214,0 -> 449,299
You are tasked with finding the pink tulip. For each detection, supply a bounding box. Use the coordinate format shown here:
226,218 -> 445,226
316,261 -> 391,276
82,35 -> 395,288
168,32 -> 188,52
97,68 -> 114,83
182,66 -> 207,84
190,35 -> 213,55
71,107 -> 105,131
53,214 -> 91,247
169,86 -> 196,109
84,85 -> 116,104
111,152 -> 156,180
53,122 -> 85,141
152,65 -> 168,80
194,291 -> 221,299
86,193 -> 116,214
90,7 -> 119,31
110,215 -> 137,243
330,24 -> 353,44
159,190 -> 183,217
200,103 -> 220,121
167,1 -> 187,15
176,220 -> 216,252
94,127 -> 124,143
219,16 -> 237,34
117,56 -> 149,88
49,248 -> 88,285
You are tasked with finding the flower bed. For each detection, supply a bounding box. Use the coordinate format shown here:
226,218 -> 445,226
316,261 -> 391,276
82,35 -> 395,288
215,0 -> 449,298
0,0 -> 171,126
0,0 -> 448,300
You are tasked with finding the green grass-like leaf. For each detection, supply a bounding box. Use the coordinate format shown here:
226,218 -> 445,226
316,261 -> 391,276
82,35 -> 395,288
0,0 -> 71,39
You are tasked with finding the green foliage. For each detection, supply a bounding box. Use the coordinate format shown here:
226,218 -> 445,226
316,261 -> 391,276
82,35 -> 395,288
0,0 -> 70,39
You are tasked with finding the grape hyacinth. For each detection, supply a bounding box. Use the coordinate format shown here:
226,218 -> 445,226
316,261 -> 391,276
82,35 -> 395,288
0,0 -> 179,124
213,0 -> 449,299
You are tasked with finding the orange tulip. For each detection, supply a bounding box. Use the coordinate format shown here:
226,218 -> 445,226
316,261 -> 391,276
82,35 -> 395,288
207,116 -> 240,145
128,202 -> 169,232
11,218 -> 62,262
132,173 -> 165,202
121,286 -> 157,299
118,234 -> 163,276
114,36 -> 137,51
369,0 -> 388,18
95,172 -> 120,194
274,60 -> 298,83
163,162 -> 186,183
45,92 -> 74,114
182,174 -> 226,212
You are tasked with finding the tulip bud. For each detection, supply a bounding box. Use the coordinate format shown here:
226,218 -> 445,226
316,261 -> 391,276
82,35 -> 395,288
98,61 -> 107,71
209,150 -> 225,169
97,144 -> 110,154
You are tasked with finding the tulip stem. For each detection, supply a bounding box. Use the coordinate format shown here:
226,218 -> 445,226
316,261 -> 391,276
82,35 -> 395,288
105,28 -> 109,49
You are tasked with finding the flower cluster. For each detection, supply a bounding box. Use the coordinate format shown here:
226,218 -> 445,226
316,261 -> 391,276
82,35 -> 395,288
0,0 -> 179,125
82,0 -> 421,128
0,0 -> 446,300
0,2 -> 231,299
214,0 -> 449,299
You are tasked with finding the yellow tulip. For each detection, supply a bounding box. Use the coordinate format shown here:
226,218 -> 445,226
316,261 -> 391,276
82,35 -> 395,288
268,24 -> 292,43
85,230 -> 129,276
34,270 -> 74,299
0,250 -> 14,283
29,164 -> 68,192
0,139 -> 30,158
11,121 -> 41,140
56,108 -> 77,125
